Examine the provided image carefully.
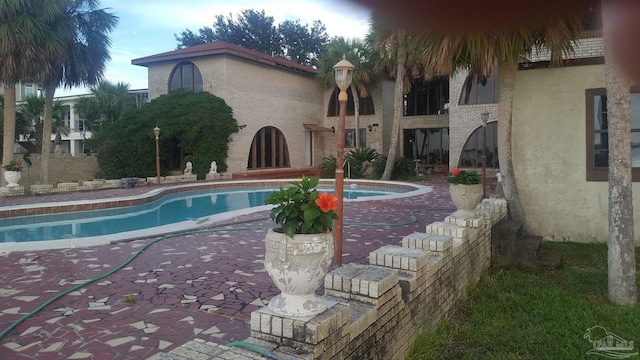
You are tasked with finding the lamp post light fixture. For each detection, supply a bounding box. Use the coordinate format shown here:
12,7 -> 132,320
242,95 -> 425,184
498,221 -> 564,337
153,126 -> 161,186
481,112 -> 489,198
333,55 -> 355,267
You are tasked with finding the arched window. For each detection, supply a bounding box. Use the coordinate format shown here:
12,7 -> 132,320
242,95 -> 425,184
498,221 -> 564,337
404,76 -> 449,116
247,126 -> 290,169
459,70 -> 499,105
327,87 -> 375,116
169,62 -> 203,92
458,122 -> 499,168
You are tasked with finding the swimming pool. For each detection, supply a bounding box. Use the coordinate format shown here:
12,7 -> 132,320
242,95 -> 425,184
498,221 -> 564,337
0,180 -> 431,252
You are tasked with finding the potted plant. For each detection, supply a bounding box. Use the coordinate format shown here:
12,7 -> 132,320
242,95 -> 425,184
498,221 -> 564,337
447,168 -> 482,218
262,177 -> 338,317
3,160 -> 23,187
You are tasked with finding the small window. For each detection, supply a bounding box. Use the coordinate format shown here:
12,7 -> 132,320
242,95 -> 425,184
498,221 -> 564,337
327,87 -> 375,117
169,62 -> 203,92
458,122 -> 499,168
585,88 -> 640,181
459,70 -> 499,105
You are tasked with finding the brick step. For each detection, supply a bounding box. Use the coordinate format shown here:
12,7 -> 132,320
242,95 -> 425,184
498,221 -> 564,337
232,168 -> 320,180
537,247 -> 564,270
513,235 -> 543,269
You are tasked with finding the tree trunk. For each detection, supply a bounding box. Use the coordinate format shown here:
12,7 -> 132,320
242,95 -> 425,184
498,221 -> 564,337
603,1 -> 637,305
496,62 -> 526,224
382,44 -> 406,180
352,84 -> 361,148
41,84 -> 56,185
2,84 -> 17,174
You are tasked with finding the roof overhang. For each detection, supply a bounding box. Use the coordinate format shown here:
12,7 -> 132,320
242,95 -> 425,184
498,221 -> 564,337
303,123 -> 333,132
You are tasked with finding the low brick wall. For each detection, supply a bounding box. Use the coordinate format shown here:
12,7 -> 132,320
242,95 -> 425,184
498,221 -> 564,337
9,154 -> 101,186
160,198 -> 508,359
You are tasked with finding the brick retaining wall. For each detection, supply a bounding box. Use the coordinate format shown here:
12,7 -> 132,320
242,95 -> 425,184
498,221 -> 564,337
158,198 -> 507,359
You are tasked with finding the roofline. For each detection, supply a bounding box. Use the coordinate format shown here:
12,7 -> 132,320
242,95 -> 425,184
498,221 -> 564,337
131,41 -> 317,77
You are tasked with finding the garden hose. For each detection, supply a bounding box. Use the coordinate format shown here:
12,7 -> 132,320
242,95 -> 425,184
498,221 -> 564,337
0,206 -> 454,346
227,341 -> 285,360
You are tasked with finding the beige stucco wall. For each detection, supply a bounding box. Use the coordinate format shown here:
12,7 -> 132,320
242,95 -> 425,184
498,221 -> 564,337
146,55 -> 322,173
512,64 -> 640,243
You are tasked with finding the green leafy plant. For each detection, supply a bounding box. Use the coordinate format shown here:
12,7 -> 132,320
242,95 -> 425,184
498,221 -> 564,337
346,147 -> 380,179
123,294 -> 135,304
318,155 -> 338,178
2,160 -> 22,172
447,168 -> 480,185
372,155 -> 416,180
263,177 -> 338,238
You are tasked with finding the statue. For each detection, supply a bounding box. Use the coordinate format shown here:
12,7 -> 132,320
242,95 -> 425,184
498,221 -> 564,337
206,160 -> 220,180
209,161 -> 217,174
184,161 -> 193,175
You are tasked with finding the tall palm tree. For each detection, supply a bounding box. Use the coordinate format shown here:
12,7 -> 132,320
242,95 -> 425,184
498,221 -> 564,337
0,0 -> 65,167
368,17 -> 432,180
316,37 -> 375,148
601,0 -> 636,305
39,0 -> 117,183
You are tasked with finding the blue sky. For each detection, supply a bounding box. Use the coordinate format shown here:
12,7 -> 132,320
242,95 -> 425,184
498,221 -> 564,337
59,0 -> 371,96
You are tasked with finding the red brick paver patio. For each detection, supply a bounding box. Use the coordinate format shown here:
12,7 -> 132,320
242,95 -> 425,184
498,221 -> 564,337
0,177 -> 453,359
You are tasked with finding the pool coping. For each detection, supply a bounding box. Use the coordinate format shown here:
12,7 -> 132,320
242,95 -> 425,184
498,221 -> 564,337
0,179 -> 432,253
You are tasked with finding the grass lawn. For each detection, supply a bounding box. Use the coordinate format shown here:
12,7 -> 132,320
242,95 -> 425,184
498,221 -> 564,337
408,242 -> 640,359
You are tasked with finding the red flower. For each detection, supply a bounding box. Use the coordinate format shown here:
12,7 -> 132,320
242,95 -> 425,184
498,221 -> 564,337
315,192 -> 337,212
14,164 -> 19,170
452,168 -> 461,176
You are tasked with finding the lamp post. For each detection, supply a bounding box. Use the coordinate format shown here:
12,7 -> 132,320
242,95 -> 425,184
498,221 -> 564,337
481,113 -> 489,198
333,55 -> 355,267
153,126 -> 160,186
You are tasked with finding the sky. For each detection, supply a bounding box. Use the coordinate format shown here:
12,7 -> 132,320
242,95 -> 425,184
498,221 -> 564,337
59,0 -> 372,96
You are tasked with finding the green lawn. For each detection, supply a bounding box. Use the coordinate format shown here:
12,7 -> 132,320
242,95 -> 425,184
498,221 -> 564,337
408,243 -> 640,360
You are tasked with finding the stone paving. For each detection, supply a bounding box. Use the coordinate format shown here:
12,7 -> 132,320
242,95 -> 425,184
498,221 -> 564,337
0,176 -> 453,359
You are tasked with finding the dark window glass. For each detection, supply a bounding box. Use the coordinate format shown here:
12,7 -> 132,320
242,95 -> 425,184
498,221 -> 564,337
327,87 -> 375,117
404,77 -> 449,116
248,126 -> 290,169
459,71 -> 499,105
458,122 -> 499,168
586,88 -> 640,181
169,62 -> 203,93
403,127 -> 450,165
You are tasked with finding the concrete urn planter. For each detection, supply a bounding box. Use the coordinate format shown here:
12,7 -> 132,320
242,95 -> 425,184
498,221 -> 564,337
3,171 -> 21,187
264,228 -> 334,317
449,183 -> 483,218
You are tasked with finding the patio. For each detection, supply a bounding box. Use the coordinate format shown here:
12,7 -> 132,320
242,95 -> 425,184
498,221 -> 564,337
0,176 -> 453,359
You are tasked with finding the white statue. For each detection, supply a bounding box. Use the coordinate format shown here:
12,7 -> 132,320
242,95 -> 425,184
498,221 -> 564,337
209,161 -> 217,174
184,161 -> 193,175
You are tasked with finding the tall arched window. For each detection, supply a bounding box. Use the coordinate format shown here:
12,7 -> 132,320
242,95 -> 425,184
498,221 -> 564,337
169,62 -> 203,92
247,127 -> 290,169
327,87 -> 375,116
404,76 -> 449,116
459,122 -> 499,168
459,70 -> 499,105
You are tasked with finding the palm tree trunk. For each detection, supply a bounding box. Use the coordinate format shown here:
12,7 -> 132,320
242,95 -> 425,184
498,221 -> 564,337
2,84 -> 17,172
382,44 -> 406,180
41,84 -> 56,184
603,1 -> 637,305
351,84 -> 361,148
496,62 -> 526,224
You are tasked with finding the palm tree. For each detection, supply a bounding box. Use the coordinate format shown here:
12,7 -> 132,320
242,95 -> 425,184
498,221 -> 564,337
39,0 -> 117,183
368,18 -> 432,180
74,81 -> 133,131
16,94 -> 46,153
316,37 -> 375,148
601,1 -> 636,305
0,0 -> 65,167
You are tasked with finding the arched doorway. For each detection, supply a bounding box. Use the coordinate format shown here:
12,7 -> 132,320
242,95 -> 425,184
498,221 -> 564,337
247,126 -> 290,169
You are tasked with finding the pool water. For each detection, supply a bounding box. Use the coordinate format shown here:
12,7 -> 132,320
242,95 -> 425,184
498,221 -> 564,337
0,186 -> 404,243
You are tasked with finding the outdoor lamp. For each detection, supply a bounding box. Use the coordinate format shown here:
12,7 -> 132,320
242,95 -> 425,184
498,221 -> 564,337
332,55 -> 355,267
333,55 -> 354,95
154,126 -> 160,186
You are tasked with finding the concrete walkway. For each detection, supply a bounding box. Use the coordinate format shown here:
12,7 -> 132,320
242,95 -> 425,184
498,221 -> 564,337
0,176 -> 453,359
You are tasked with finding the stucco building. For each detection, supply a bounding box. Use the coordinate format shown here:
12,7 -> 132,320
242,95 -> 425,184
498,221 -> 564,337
131,30 -> 639,243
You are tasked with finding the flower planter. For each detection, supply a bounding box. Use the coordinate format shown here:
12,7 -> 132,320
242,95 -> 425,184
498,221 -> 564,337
449,183 -> 483,218
264,228 -> 334,317
3,171 -> 21,187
